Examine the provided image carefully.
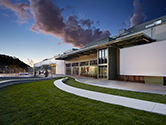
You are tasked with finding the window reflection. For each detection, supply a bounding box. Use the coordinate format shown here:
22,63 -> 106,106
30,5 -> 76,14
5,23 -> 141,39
98,48 -> 107,64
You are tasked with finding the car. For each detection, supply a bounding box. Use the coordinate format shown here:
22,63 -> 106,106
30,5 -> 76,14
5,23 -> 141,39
19,72 -> 28,75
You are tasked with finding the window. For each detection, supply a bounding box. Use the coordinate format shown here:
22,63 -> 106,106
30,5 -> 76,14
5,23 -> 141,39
90,60 -> 97,65
66,63 -> 71,75
98,48 -> 107,64
80,61 -> 88,66
99,66 -> 107,78
72,62 -> 78,67
66,63 -> 71,67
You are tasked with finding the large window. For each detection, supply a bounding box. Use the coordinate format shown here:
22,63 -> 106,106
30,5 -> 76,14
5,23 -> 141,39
99,66 -> 107,78
99,48 -> 107,64
66,63 -> 71,75
73,67 -> 79,75
72,62 -> 79,75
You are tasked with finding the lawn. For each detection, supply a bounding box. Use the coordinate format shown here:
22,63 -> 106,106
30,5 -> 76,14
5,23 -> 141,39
0,78 -> 166,124
64,77 -> 166,104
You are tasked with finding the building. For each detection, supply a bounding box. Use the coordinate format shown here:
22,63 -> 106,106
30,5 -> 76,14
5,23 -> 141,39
34,57 -> 65,75
34,15 -> 166,85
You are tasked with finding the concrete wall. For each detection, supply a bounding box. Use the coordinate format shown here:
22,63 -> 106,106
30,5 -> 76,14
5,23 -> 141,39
142,23 -> 166,41
56,60 -> 65,74
120,40 -> 166,77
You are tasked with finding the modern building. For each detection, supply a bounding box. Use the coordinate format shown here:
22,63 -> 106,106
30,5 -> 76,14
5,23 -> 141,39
34,15 -> 166,85
34,57 -> 65,75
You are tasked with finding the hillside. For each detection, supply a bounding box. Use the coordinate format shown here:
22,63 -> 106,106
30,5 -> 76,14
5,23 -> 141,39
0,54 -> 30,73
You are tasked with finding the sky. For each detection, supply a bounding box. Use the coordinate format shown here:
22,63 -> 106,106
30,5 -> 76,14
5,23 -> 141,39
0,0 -> 166,66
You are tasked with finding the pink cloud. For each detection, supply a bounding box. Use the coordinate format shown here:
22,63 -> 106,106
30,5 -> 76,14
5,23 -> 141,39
57,42 -> 61,45
130,0 -> 146,27
1,0 -> 111,48
1,12 -> 9,17
0,0 -> 32,20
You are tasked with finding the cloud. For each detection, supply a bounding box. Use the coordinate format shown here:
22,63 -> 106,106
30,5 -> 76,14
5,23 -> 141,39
63,15 -> 110,48
96,20 -> 100,26
57,42 -> 61,45
29,0 -> 110,48
122,18 -> 130,27
0,0 -> 32,20
130,0 -> 146,27
79,19 -> 94,28
29,0 -> 65,37
65,4 -> 75,12
30,27 -> 39,33
1,12 -> 9,17
1,0 -> 111,48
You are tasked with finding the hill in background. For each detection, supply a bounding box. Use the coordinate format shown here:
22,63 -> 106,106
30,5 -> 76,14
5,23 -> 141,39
0,54 -> 31,73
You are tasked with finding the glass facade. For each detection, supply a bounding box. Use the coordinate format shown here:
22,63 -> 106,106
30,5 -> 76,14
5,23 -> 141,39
98,48 -> 108,79
90,66 -> 97,78
90,60 -> 97,65
80,61 -> 88,66
72,62 -> 79,75
99,48 -> 107,64
66,63 -> 71,75
99,66 -> 107,78
50,64 -> 56,75
72,67 -> 79,75
80,66 -> 89,76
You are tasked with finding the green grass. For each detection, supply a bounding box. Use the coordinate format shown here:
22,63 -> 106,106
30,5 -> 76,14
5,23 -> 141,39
64,77 -> 166,104
0,78 -> 166,124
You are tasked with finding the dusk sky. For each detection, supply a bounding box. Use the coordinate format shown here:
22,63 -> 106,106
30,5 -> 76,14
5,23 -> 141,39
0,0 -> 166,66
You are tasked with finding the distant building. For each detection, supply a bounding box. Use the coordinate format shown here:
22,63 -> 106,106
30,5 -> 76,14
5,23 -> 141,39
34,15 -> 166,85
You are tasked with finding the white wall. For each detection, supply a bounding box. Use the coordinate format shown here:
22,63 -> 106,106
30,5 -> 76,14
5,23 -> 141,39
56,60 -> 65,74
120,40 -> 166,76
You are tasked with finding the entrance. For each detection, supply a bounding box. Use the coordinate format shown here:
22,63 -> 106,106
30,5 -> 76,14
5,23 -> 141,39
99,65 -> 107,79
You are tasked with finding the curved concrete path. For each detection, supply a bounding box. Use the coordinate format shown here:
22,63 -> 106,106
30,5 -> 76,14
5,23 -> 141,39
54,78 -> 166,115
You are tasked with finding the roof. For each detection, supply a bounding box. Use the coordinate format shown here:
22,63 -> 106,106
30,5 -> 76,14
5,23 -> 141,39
56,15 -> 166,60
56,32 -> 155,60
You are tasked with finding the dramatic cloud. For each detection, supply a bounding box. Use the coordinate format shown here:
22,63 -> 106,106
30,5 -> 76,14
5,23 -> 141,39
0,0 -> 32,23
130,0 -> 146,27
79,19 -> 94,28
29,0 -> 65,37
63,15 -> 110,47
0,0 -> 111,48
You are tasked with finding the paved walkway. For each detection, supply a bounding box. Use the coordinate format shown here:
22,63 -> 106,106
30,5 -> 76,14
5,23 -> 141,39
0,77 -> 58,88
73,76 -> 166,95
54,78 -> 166,115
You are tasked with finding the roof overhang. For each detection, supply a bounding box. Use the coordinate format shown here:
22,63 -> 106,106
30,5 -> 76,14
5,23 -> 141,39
108,32 -> 156,48
56,32 -> 155,60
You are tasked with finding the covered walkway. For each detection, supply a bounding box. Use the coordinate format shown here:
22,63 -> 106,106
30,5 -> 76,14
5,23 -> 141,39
72,76 -> 166,95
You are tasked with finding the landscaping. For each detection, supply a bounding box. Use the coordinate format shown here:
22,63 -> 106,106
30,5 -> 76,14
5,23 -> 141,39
64,77 -> 166,104
0,78 -> 166,124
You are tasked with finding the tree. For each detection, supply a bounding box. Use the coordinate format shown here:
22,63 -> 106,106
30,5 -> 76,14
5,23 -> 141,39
41,65 -> 52,77
27,58 -> 34,67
